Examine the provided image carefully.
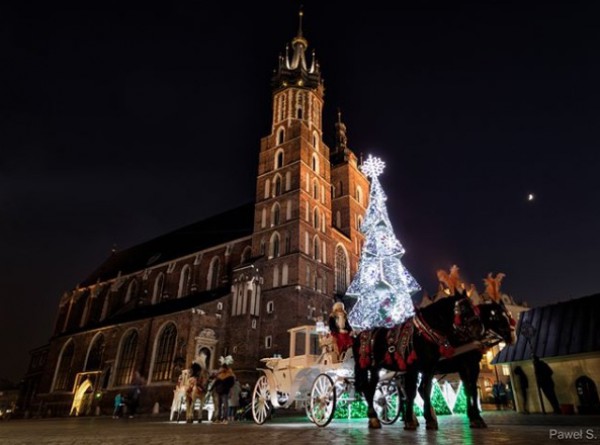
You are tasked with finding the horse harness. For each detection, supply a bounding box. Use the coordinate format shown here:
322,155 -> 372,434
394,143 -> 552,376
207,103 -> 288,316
452,299 -> 484,342
358,321 -> 416,371
413,310 -> 455,359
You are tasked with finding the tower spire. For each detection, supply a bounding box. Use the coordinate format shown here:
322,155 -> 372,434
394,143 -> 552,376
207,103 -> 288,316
297,6 -> 304,39
335,108 -> 348,153
271,8 -> 323,93
290,7 -> 308,70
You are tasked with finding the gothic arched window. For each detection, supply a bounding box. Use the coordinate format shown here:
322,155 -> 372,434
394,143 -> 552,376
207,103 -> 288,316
177,265 -> 191,298
272,203 -> 280,226
151,323 -> 177,382
115,330 -> 138,386
273,175 -> 282,196
275,149 -> 284,169
276,127 -> 285,145
53,340 -> 74,391
270,232 -> 281,258
356,186 -> 363,205
124,279 -> 138,304
84,334 -> 105,371
335,245 -> 349,295
241,246 -> 252,264
207,257 -> 220,290
313,236 -> 320,261
152,273 -> 165,304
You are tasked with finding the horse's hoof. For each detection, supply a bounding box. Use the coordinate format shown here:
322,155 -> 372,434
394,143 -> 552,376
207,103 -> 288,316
404,422 -> 418,430
368,418 -> 382,429
426,421 -> 439,430
469,419 -> 487,428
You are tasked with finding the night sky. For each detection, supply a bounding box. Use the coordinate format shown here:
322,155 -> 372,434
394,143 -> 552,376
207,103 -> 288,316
2,2 -> 599,383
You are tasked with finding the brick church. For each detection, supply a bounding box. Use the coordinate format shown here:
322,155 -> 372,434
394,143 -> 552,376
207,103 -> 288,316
21,13 -> 369,416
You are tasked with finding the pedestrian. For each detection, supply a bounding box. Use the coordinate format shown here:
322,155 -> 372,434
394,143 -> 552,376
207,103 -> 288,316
127,371 -> 145,418
514,366 -> 529,413
113,393 -> 123,418
492,381 -> 506,410
213,356 -> 235,424
533,355 -> 561,414
506,380 -> 515,410
228,378 -> 241,421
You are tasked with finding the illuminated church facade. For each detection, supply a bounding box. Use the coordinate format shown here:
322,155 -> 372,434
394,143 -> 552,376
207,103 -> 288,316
22,15 -> 369,416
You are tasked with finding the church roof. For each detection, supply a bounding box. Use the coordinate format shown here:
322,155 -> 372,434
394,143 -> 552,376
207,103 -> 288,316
81,202 -> 255,286
57,287 -> 230,337
493,293 -> 600,364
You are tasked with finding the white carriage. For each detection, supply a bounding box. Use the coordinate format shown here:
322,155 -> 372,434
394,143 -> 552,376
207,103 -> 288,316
251,325 -> 402,427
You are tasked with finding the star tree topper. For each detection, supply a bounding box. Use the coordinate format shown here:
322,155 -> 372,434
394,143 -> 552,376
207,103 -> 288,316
361,155 -> 386,178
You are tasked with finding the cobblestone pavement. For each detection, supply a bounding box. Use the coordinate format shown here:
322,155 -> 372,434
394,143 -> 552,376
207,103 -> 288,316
1,412 -> 599,445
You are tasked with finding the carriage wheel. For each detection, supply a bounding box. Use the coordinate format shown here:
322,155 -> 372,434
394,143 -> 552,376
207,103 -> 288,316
310,374 -> 336,427
252,375 -> 271,425
374,380 -> 402,425
304,400 -> 315,423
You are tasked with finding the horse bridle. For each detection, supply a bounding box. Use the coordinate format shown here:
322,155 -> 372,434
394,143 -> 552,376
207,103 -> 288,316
453,298 -> 485,339
479,302 -> 516,348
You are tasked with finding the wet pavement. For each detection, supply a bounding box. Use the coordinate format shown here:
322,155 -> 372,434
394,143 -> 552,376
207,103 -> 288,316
1,411 -> 599,445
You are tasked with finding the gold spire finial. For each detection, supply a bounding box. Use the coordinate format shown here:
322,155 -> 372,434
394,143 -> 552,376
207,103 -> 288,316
298,6 -> 304,38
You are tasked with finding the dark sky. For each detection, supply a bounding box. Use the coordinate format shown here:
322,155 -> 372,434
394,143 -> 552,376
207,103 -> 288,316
1,1 -> 599,382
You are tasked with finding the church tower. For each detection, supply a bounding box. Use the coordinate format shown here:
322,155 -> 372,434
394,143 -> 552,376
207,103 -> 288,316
230,11 -> 368,372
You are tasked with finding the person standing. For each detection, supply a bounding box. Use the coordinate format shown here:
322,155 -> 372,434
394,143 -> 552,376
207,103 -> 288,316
228,378 -> 241,421
127,371 -> 145,418
113,393 -> 123,419
514,366 -> 529,413
492,381 -> 506,411
533,356 -> 561,414
213,356 -> 235,424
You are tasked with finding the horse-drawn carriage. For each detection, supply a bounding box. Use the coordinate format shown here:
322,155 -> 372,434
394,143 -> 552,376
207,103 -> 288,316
251,324 -> 402,427
252,272 -> 516,430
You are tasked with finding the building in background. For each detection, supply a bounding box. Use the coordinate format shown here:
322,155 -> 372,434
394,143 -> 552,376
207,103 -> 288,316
24,14 -> 369,417
493,294 -> 600,414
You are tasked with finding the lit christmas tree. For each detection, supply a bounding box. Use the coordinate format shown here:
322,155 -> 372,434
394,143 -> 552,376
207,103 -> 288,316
347,155 -> 420,329
430,380 -> 452,415
453,382 -> 467,414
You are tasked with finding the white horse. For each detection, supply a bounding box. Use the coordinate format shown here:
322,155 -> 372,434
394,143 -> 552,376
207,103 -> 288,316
170,365 -> 212,422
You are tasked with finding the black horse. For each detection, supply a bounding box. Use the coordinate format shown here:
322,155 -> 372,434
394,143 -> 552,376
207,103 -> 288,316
353,294 -> 515,430
353,292 -> 483,429
411,299 -> 516,429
